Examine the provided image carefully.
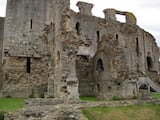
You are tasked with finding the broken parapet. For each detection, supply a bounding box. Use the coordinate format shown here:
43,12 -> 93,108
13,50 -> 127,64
125,12 -> 137,25
103,9 -> 117,21
103,8 -> 137,25
76,1 -> 94,16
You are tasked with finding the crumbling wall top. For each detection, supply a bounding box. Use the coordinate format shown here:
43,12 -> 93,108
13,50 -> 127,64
103,9 -> 117,21
124,12 -> 137,25
76,1 -> 94,16
103,8 -> 137,25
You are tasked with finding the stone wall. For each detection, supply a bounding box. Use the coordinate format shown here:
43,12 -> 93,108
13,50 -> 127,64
0,17 -> 4,90
47,0 -> 80,99
2,0 -> 52,97
3,0 -> 49,57
2,56 -> 49,98
69,3 -> 160,99
76,55 -> 94,96
70,7 -> 104,96
91,18 -> 160,99
1,0 -> 160,99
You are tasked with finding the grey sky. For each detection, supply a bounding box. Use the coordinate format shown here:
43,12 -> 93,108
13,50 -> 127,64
0,0 -> 160,46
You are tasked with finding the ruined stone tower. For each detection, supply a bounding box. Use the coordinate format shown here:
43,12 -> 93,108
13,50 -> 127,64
2,0 -> 79,99
1,0 -> 160,100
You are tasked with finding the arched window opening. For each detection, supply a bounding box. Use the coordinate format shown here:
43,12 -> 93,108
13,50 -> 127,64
116,34 -> 118,40
97,84 -> 100,92
136,37 -> 139,57
97,31 -> 100,42
96,58 -> 104,72
75,22 -> 80,35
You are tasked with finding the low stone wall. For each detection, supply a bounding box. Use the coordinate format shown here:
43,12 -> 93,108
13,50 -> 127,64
25,98 -> 65,106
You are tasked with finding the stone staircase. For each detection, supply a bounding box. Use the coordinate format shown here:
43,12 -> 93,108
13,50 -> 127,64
137,77 -> 160,93
148,78 -> 160,93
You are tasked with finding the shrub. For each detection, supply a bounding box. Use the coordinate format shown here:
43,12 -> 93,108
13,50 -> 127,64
0,112 -> 4,120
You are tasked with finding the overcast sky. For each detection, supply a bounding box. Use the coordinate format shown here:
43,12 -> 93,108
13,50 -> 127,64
0,0 -> 160,46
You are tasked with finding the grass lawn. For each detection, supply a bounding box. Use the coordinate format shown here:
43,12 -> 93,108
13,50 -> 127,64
80,96 -> 98,101
0,98 -> 25,112
82,104 -> 160,120
151,93 -> 160,99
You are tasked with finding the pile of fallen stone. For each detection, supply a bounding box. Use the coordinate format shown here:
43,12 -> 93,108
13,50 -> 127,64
4,98 -> 86,120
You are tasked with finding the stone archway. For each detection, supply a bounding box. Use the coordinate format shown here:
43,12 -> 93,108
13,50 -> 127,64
139,84 -> 149,97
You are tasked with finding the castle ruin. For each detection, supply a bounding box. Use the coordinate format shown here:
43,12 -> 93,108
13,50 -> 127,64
0,0 -> 160,100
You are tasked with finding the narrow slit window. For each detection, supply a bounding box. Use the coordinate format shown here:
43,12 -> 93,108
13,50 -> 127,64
26,57 -> 31,73
75,22 -> 80,34
30,19 -> 33,29
97,31 -> 100,42
56,51 -> 60,64
136,37 -> 139,57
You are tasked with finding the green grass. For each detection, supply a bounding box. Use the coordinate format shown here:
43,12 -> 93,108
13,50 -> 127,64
80,96 -> 98,101
82,104 -> 160,120
0,98 -> 25,112
112,96 -> 123,101
151,93 -> 160,99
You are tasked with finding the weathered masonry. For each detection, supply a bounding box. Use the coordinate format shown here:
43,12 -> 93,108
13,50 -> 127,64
0,0 -> 160,100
